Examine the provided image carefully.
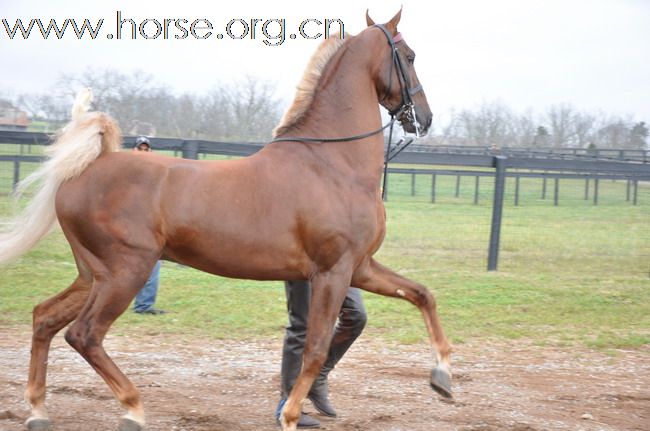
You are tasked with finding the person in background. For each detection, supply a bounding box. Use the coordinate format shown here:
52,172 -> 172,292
131,136 -> 165,315
133,136 -> 153,153
276,280 -> 367,428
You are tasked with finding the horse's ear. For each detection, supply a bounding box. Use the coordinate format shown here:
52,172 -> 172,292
386,7 -> 403,33
366,9 -> 375,27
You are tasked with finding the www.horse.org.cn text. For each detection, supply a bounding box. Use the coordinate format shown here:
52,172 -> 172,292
1,11 -> 346,46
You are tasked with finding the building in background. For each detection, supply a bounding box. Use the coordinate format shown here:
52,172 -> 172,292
0,100 -> 30,131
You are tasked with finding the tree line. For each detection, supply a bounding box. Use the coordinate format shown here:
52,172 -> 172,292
422,101 -> 647,150
11,69 -> 282,142
4,69 -> 648,149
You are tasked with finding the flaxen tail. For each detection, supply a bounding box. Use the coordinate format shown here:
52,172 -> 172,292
0,88 -> 122,264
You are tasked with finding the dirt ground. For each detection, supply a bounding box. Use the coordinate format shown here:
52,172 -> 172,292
0,326 -> 648,431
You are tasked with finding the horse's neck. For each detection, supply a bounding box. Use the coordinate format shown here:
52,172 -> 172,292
291,45 -> 386,180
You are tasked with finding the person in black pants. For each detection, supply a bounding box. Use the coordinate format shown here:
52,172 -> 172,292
275,280 -> 367,428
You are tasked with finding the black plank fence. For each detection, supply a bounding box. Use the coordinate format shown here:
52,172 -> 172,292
1,132 -> 648,273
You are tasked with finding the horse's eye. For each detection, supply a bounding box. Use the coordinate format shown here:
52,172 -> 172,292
407,55 -> 415,64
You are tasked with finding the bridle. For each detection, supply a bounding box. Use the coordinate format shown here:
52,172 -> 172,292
374,25 -> 423,130
271,24 -> 426,199
372,24 -> 425,198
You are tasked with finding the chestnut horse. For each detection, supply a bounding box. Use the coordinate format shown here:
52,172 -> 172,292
0,9 -> 452,431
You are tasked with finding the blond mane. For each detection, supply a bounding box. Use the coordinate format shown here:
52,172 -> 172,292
273,34 -> 348,137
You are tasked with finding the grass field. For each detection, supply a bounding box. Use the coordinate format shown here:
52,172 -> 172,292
0,147 -> 648,352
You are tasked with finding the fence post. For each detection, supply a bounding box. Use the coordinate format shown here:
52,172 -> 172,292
633,180 -> 638,205
584,178 -> 589,200
411,172 -> 416,196
554,178 -> 559,206
474,176 -> 480,205
13,159 -> 20,192
181,140 -> 199,160
488,156 -> 507,271
593,178 -> 599,205
514,176 -> 520,206
455,175 -> 461,197
541,176 -> 547,199
431,174 -> 436,203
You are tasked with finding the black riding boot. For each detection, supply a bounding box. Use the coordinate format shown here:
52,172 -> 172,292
307,288 -> 367,417
280,282 -> 367,420
279,281 -> 320,428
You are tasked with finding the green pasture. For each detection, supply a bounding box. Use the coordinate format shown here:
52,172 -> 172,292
0,147 -> 648,351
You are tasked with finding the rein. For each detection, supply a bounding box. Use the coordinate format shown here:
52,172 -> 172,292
268,114 -> 399,144
271,24 -> 424,200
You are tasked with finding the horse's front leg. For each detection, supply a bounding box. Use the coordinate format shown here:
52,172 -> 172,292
280,264 -> 352,431
352,257 -> 453,398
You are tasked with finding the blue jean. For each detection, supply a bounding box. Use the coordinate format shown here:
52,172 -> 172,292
133,261 -> 161,312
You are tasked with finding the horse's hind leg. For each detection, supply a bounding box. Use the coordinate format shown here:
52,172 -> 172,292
25,275 -> 91,430
64,268 -> 152,431
352,258 -> 453,398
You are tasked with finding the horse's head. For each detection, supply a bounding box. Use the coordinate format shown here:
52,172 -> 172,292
366,9 -> 433,136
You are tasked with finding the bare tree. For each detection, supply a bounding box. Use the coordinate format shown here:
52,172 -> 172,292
532,126 -> 551,147
219,76 -> 282,141
12,68 -> 282,141
546,104 -> 578,148
177,76 -> 283,141
511,109 -> 537,147
573,111 -> 597,148
629,122 -> 648,149
15,93 -> 68,125
56,68 -> 172,134
451,101 -> 515,147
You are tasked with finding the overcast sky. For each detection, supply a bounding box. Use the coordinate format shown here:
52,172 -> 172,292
1,0 -> 649,122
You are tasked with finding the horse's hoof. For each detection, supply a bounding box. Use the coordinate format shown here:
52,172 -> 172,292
117,418 -> 144,431
26,418 -> 51,431
430,367 -> 453,399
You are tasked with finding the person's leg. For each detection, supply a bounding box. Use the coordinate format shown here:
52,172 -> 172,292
308,287 -> 367,417
133,261 -> 161,313
323,287 -> 367,372
280,280 -> 310,397
277,280 -> 319,428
